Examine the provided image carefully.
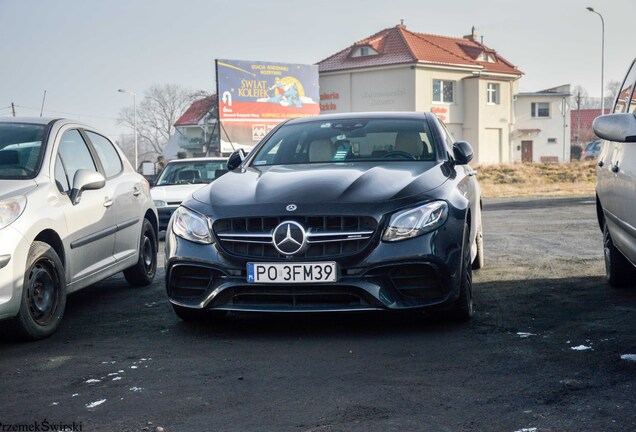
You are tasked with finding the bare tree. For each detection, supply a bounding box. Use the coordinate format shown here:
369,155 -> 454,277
570,85 -> 598,110
605,79 -> 621,110
118,84 -> 210,155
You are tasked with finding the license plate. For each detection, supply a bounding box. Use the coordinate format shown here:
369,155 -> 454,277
247,262 -> 337,284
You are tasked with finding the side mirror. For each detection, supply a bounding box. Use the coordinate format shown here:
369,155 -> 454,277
452,141 -> 474,165
593,113 -> 636,143
70,169 -> 106,205
227,148 -> 247,171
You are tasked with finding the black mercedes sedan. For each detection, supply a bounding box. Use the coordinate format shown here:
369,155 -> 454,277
165,112 -> 483,321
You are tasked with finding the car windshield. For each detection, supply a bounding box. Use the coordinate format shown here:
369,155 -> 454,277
0,123 -> 46,179
249,118 -> 437,166
155,160 -> 228,186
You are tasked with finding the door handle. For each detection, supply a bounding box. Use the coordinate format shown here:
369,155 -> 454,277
103,197 -> 114,207
133,186 -> 141,197
611,164 -> 620,173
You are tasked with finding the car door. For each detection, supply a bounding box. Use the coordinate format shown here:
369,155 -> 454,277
601,60 -> 636,262
84,130 -> 144,263
54,128 -> 117,283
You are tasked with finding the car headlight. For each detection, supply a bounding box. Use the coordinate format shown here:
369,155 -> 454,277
153,200 -> 167,208
0,196 -> 27,230
171,206 -> 213,244
383,201 -> 448,242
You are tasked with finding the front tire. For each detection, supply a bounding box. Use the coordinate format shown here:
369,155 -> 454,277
123,219 -> 157,286
449,224 -> 474,321
603,221 -> 636,287
4,241 -> 66,341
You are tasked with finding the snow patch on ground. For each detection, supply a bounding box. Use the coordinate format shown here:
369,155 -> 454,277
571,345 -> 592,351
85,379 -> 101,384
86,399 -> 106,408
517,332 -> 536,338
621,354 -> 636,362
514,428 -> 537,432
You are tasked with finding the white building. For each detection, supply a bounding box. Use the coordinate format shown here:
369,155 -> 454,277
514,85 -> 572,163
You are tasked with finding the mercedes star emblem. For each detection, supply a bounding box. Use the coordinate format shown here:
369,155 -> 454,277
286,204 -> 297,212
272,221 -> 307,255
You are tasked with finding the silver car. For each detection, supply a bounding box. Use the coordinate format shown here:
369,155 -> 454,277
593,58 -> 636,286
0,117 -> 158,340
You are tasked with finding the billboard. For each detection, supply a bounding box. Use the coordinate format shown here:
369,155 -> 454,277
215,59 -> 320,152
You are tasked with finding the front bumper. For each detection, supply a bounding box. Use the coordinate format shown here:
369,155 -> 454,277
0,225 -> 29,320
165,220 -> 465,313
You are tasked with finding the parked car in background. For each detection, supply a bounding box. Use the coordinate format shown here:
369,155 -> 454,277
165,112 -> 484,323
151,157 -> 227,232
0,117 -> 158,340
582,139 -> 602,160
593,58 -> 636,287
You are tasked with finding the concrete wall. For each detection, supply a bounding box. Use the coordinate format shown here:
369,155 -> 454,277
319,66 -> 415,114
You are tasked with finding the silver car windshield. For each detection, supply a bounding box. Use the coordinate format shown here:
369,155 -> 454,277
0,123 -> 46,179
250,118 -> 437,166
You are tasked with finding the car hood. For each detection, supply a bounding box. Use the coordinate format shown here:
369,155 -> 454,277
151,184 -> 208,203
0,179 -> 38,201
191,162 -> 450,213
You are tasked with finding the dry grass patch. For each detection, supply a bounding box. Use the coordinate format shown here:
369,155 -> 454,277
475,161 -> 597,198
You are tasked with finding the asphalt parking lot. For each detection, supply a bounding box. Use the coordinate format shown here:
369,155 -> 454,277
1,196 -> 635,432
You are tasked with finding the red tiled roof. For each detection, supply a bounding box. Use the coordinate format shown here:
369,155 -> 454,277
174,95 -> 217,126
318,25 -> 523,76
570,108 -> 611,129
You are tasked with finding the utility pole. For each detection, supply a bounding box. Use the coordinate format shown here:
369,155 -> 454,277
576,92 -> 582,146
11,102 -> 16,117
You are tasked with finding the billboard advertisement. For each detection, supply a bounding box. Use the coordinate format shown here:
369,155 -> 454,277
215,59 -> 320,152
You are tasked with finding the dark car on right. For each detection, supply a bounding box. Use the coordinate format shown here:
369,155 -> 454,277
593,58 -> 636,286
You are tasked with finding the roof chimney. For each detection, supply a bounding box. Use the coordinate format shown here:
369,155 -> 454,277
463,25 -> 476,41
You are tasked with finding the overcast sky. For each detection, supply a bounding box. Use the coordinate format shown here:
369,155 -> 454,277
1,0 -> 633,138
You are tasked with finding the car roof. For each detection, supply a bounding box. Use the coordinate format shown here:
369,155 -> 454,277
0,116 -> 58,125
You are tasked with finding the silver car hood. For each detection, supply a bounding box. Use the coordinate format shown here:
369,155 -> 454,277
0,179 -> 38,201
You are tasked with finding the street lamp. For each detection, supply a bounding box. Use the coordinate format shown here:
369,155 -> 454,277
118,88 -> 138,171
586,7 -> 605,116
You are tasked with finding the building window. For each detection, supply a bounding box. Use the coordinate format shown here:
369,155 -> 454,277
433,80 -> 454,103
531,102 -> 550,118
351,46 -> 378,58
548,138 -> 557,144
487,83 -> 500,105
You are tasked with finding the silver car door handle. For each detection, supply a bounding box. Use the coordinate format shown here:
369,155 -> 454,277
104,197 -> 114,207
133,186 -> 141,197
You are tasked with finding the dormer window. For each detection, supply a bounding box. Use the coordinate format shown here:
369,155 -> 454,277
351,46 -> 379,58
479,52 -> 495,63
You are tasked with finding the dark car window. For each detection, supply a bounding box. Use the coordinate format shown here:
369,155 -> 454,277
0,123 -> 46,179
250,118 -> 436,166
56,129 -> 97,190
85,131 -> 122,178
614,61 -> 636,113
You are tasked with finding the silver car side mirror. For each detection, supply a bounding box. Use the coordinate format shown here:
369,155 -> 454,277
592,113 -> 636,143
70,169 -> 106,205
